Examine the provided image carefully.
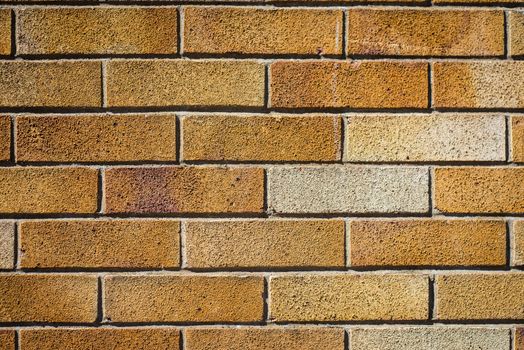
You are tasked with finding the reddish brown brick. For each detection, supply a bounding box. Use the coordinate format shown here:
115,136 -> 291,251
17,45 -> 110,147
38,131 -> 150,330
0,330 -> 15,350
0,116 -> 10,161
0,10 -> 10,56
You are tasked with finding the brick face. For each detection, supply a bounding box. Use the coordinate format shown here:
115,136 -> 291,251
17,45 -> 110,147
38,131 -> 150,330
0,115 -> 11,161
512,116 -> 524,162
0,331 -> 15,350
510,12 -> 524,56
513,221 -> 524,266
0,10 -> 10,56
0,221 -> 14,269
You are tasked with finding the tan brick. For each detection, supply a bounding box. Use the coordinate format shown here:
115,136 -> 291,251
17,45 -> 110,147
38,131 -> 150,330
0,331 -> 15,350
433,61 -> 524,109
106,60 -> 264,107
346,114 -> 505,162
182,115 -> 341,162
185,220 -> 345,269
517,329 -> 524,350
0,116 -> 10,161
435,0 -> 524,5
435,167 -> 524,214
272,0 -> 425,2
104,167 -> 264,214
435,273 -> 524,320
105,275 -> 264,322
20,219 -> 180,269
20,328 -> 180,350
0,274 -> 97,323
16,114 -> 177,163
184,7 -> 343,56
513,221 -> 524,266
512,116 -> 524,162
0,10 -> 10,56
350,219 -> 506,268
510,12 -> 524,57
0,221 -> 14,269
270,274 -> 428,322
0,167 -> 98,214
347,9 -> 503,57
17,8 -> 178,55
270,61 -> 428,109
185,327 -> 345,350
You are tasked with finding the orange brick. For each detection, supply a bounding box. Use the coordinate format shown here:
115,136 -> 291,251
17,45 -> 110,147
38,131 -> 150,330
512,116 -> 524,162
0,116 -> 10,161
104,167 -> 264,214
0,167 -> 98,214
270,61 -> 428,109
105,275 -> 264,322
0,10 -> 10,56
510,12 -> 524,57
0,330 -> 15,350
16,114 -> 177,163
20,219 -> 180,269
350,219 -> 506,268
435,167 -> 524,214
0,274 -> 97,323
513,221 -> 524,266
182,115 -> 341,162
17,8 -> 178,55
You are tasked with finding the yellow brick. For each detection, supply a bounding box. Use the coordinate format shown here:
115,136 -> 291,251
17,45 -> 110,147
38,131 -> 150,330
0,9 -> 10,56
0,116 -> 10,161
512,116 -> 524,162
513,221 -> 524,266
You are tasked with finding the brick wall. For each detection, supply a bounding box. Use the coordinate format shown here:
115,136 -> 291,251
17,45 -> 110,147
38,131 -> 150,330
0,1 -> 523,349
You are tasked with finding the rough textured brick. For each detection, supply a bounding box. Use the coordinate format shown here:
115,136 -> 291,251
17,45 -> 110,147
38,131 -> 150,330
270,61 -> 428,109
0,331 -> 15,350
0,116 -> 10,161
351,327 -> 510,350
512,116 -> 524,162
347,9 -> 503,57
184,7 -> 343,56
185,220 -> 345,269
20,220 -> 180,269
517,329 -> 524,350
268,166 -> 428,214
106,60 -> 264,108
510,12 -> 524,57
270,274 -> 428,322
105,275 -> 264,322
0,274 -> 97,323
0,167 -> 98,214
434,0 -> 524,4
17,8 -> 178,55
105,167 -> 264,214
0,221 -> 14,269
435,273 -> 524,320
182,115 -> 341,162
185,327 -> 345,350
513,221 -> 524,266
0,10 -> 10,56
433,61 -> 524,109
346,114 -> 505,162
16,114 -> 177,163
20,328 -> 180,350
435,167 -> 524,214
350,219 -> 506,268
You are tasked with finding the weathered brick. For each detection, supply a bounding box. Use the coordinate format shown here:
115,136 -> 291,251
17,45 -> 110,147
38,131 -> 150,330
104,167 -> 264,214
512,116 -> 524,162
185,327 -> 345,350
517,329 -> 524,350
0,331 -> 15,350
510,12 -> 524,57
0,10 -> 10,56
347,9 -> 503,57
0,167 -> 98,214
184,7 -> 343,56
0,221 -> 14,269
106,60 -> 264,107
435,167 -> 524,214
270,61 -> 428,109
513,221 -> 524,266
268,166 -> 429,214
0,274 -> 97,323
272,0 -> 425,2
20,219 -> 180,269
434,0 -> 524,5
435,273 -> 524,320
17,8 -> 178,55
350,219 -> 506,268
182,115 -> 341,162
16,114 -> 177,163
346,114 -> 505,162
105,275 -> 264,322
185,220 -> 345,269
433,61 -> 524,109
269,274 -> 428,322
0,116 -> 10,161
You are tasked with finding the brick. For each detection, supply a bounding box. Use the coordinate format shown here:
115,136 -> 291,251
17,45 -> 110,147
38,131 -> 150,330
182,115 -> 341,162
347,9 -> 503,57
512,116 -> 524,162
433,61 -> 524,109
510,12 -> 524,56
268,166 -> 428,214
270,274 -> 428,322
16,114 -> 177,163
0,116 -> 10,161
185,220 -> 345,269
350,219 -> 506,268
17,8 -> 178,55
104,167 -> 264,214
435,273 -> 524,320
106,60 -> 264,108
105,275 -> 264,322
20,328 -> 180,350
513,221 -> 524,266
0,167 -> 98,214
435,167 -> 524,214
351,327 -> 510,350
270,61 -> 428,109
0,10 -> 10,56
0,274 -> 97,323
517,329 -> 524,350
0,221 -> 14,269
346,114 -> 505,162
0,331 -> 15,350
434,0 -> 524,5
185,327 -> 345,350
20,219 -> 180,269
184,7 -> 343,56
